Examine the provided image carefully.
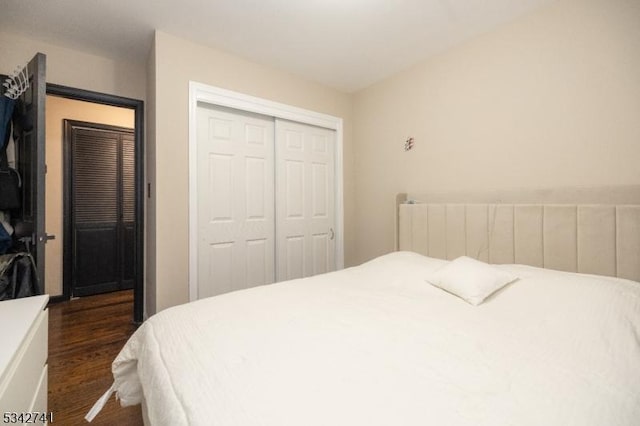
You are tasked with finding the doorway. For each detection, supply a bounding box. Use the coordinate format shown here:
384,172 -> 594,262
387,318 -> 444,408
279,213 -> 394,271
46,85 -> 144,323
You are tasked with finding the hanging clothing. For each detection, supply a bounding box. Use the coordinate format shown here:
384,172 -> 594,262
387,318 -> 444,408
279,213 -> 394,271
0,252 -> 39,300
6,122 -> 15,169
0,212 -> 13,255
0,97 -> 16,151
0,98 -> 20,211
0,225 -> 10,255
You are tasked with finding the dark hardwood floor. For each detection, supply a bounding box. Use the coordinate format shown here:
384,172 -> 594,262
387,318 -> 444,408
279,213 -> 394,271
48,290 -> 143,425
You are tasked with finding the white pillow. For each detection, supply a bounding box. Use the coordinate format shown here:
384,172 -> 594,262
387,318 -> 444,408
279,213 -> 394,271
426,256 -> 518,305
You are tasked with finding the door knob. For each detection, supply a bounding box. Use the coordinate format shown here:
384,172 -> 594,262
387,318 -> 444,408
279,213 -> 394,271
39,233 -> 56,243
329,228 -> 335,240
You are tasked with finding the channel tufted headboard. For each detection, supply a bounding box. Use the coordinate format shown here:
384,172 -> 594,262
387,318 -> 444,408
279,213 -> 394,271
396,187 -> 640,282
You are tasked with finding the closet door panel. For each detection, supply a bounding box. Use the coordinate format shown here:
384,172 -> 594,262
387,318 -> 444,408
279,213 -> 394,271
285,160 -> 305,219
312,233 -> 330,275
74,225 -> 118,291
207,242 -> 235,296
208,154 -> 234,222
121,134 -> 135,289
122,224 -> 135,289
196,104 -> 275,298
312,163 -> 328,218
285,235 -> 305,280
246,238 -> 269,287
71,128 -> 120,296
246,157 -> 267,220
276,119 -> 335,282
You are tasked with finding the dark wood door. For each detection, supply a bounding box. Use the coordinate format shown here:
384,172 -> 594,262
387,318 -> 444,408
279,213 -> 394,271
64,120 -> 135,297
11,53 -> 47,294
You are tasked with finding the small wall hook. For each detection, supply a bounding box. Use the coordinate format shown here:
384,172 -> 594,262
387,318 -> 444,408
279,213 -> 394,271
404,137 -> 414,151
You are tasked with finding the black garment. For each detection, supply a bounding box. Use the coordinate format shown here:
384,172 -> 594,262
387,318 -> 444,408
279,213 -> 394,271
0,97 -> 15,150
0,252 -> 39,300
0,96 -> 20,210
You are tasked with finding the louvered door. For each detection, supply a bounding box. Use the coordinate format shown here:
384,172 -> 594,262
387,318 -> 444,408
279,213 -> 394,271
65,120 -> 135,297
121,133 -> 135,289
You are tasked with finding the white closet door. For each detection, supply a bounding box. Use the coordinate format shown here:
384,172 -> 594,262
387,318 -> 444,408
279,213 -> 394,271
275,119 -> 336,281
196,104 -> 275,298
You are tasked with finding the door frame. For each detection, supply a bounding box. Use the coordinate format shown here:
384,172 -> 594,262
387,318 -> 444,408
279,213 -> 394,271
188,82 -> 344,302
48,84 -> 145,324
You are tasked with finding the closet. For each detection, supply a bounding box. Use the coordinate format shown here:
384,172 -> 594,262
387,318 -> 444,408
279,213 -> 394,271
195,102 -> 337,299
64,120 -> 135,297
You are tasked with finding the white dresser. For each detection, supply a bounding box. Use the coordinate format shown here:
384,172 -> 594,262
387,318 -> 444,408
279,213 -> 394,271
0,295 -> 49,416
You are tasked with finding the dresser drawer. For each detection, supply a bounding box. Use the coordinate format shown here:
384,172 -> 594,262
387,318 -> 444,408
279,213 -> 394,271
29,364 -> 48,413
0,308 -> 48,412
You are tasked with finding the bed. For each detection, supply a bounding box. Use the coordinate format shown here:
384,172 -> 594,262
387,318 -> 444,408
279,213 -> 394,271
88,187 -> 640,425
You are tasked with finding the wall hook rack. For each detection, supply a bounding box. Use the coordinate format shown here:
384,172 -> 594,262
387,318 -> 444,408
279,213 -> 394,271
3,64 -> 30,100
404,137 -> 414,151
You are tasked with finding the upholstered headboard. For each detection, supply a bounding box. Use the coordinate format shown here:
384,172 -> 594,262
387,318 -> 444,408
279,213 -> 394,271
396,186 -> 640,282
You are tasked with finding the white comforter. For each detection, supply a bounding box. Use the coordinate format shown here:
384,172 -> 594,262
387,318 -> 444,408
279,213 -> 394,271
104,252 -> 640,425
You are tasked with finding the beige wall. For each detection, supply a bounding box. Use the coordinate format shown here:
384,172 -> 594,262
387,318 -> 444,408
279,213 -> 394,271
148,31 -> 354,314
0,32 -> 146,101
352,0 -> 640,264
45,96 -> 135,296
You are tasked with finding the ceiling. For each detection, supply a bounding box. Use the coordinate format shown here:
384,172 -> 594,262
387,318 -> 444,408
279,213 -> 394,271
3,0 -> 554,92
